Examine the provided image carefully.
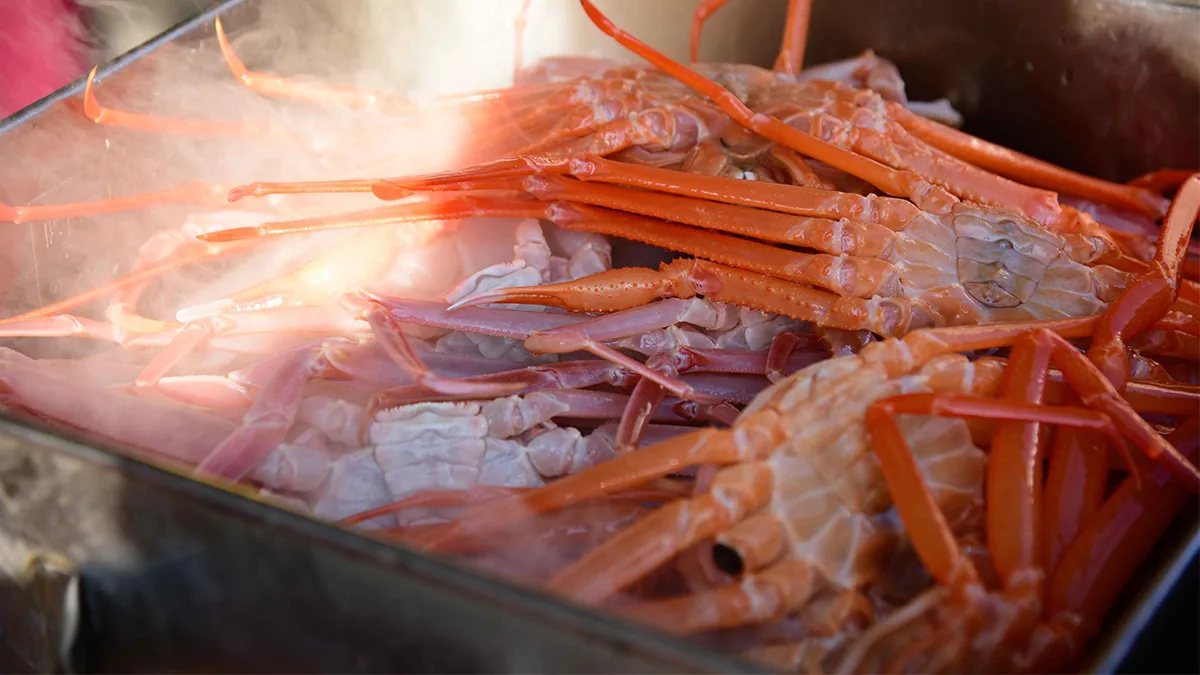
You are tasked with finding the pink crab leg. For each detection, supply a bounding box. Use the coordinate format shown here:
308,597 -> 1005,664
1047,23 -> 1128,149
0,350 -> 235,467
371,358 -> 636,408
321,339 -> 529,391
116,375 -> 257,409
346,292 -> 579,338
1,182 -> 230,224
193,347 -> 323,480
362,305 -> 526,399
0,315 -> 120,341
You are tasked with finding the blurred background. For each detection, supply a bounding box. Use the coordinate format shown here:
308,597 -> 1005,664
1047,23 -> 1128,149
0,0 -> 225,116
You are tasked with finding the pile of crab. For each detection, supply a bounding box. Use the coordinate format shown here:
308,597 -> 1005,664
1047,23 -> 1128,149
2,1 -> 1198,673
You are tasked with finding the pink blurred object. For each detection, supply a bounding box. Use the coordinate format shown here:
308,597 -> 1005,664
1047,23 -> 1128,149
0,0 -> 88,117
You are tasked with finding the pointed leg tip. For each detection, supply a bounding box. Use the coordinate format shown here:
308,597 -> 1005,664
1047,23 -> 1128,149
82,68 -> 102,121
196,227 -> 259,243
446,292 -> 505,311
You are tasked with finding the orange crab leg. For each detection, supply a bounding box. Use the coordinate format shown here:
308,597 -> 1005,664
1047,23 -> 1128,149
452,256 -> 916,337
377,154 -> 933,232
215,18 -> 411,114
1044,173 -> 1199,564
889,105 -> 1170,220
82,67 -> 266,138
985,329 -> 1052,589
773,0 -> 814,76
198,193 -> 544,243
689,0 -> 731,62
524,173 -> 897,257
577,0 -> 1060,225
1046,416 -> 1199,627
1089,174 -> 1199,387
1128,169 -> 1196,194
427,424 -> 750,547
1,182 -> 230,224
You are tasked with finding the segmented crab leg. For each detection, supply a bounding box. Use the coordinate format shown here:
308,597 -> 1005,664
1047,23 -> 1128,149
1043,417 -> 1199,668
889,105 -> 1169,220
452,257 -> 917,337
577,0 -> 1058,224
690,0 -> 811,77
1044,173 -> 1200,567
772,0 -> 814,76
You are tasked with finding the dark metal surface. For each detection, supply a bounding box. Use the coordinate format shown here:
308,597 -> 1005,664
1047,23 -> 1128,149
0,0 -> 1197,673
805,0 -> 1200,182
0,412 -> 768,674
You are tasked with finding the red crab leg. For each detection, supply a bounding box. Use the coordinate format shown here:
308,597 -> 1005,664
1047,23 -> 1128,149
423,420 -> 765,549
577,0 -> 1059,224
0,182 -> 229,224
1044,173 -> 1199,565
889,105 -> 1170,220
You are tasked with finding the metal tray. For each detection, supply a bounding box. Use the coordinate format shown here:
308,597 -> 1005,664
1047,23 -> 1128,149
1,1 -> 1196,672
